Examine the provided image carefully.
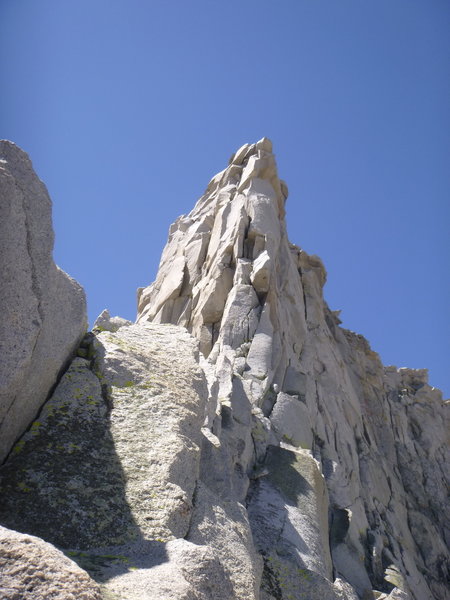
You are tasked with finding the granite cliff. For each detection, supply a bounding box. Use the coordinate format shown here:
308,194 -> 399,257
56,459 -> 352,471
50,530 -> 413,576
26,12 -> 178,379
0,140 -> 448,600
0,141 -> 87,464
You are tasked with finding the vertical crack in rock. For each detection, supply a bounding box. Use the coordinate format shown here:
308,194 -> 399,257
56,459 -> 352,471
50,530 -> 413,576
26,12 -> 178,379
297,265 -> 308,322
21,185 -> 45,324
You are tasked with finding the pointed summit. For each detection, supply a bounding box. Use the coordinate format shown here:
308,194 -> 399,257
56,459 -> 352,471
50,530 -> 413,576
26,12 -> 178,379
137,141 -> 449,599
137,137 -> 317,361
137,138 -> 327,442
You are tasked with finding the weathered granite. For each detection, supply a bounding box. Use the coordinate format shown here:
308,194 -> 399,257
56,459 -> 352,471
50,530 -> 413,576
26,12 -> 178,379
0,321 -> 241,598
0,322 -> 207,544
0,525 -> 102,600
93,308 -> 133,333
138,138 -> 449,599
0,141 -> 87,463
99,538 -> 235,600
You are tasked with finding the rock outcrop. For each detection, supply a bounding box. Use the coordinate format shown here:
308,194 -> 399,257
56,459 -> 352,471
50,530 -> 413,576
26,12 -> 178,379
0,139 -> 448,600
0,321 -> 234,598
0,141 -> 87,463
137,138 -> 449,599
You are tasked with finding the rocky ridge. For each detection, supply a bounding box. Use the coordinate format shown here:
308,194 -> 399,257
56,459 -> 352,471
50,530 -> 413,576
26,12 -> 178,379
0,139 -> 448,600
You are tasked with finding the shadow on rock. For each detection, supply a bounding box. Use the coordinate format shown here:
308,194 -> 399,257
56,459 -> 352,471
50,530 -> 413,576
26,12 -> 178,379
264,445 -> 313,505
65,540 -> 169,583
0,351 -> 167,580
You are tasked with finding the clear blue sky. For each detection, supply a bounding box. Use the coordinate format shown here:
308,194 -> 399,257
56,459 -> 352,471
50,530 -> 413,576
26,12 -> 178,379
1,1 -> 449,396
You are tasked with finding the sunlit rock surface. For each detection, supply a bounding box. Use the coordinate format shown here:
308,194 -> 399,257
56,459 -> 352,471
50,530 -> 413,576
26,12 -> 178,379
0,525 -> 102,600
0,140 -> 448,599
137,138 -> 449,599
0,141 -> 87,463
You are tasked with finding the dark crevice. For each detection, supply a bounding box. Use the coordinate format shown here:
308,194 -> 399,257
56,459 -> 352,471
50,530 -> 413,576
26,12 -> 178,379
255,290 -> 267,306
243,217 -> 254,259
211,319 -> 221,348
18,181 -> 45,325
100,383 -> 113,414
297,266 -> 308,321
261,552 -> 283,600
261,387 -> 277,418
362,421 -> 372,447
333,426 -> 339,454
86,333 -> 113,413
183,480 -> 199,541
179,261 -> 191,297
329,507 -> 350,550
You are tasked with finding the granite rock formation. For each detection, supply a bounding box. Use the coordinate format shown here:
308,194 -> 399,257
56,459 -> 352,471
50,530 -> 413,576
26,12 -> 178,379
0,141 -> 87,463
0,322 -> 235,599
0,139 -> 448,600
137,138 -> 449,599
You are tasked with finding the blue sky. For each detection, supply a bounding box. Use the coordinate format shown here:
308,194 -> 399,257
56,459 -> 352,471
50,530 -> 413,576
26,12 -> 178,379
1,1 -> 449,396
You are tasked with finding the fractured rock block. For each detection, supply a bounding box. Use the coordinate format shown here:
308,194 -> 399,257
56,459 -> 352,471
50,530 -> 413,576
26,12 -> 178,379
0,141 -> 87,463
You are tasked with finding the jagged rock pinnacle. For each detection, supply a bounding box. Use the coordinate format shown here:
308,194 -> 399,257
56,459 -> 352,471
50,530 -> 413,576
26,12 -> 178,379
137,137 -> 314,358
136,139 -> 449,600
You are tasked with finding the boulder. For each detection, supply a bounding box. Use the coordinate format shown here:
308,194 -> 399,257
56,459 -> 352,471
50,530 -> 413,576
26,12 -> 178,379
0,322 -> 241,598
93,308 -> 132,332
0,525 -> 102,600
0,323 -> 208,548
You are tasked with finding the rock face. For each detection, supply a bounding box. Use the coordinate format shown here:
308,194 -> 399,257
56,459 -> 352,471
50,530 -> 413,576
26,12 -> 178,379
0,141 -> 87,463
137,138 -> 449,599
0,321 -> 234,599
0,139 -> 448,599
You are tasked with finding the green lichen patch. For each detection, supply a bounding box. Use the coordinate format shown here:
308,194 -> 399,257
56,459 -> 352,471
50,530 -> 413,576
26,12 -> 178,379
262,551 -> 343,600
0,358 -> 140,550
265,446 -> 312,505
0,323 -> 208,576
64,550 -> 131,577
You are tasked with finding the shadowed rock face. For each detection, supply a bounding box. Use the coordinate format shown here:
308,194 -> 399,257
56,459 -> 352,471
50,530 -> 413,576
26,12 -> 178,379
0,141 -> 87,463
0,139 -> 448,600
0,322 -> 235,599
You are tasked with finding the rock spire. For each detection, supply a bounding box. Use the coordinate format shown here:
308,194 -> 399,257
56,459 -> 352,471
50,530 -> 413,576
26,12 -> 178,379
137,138 -> 449,600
